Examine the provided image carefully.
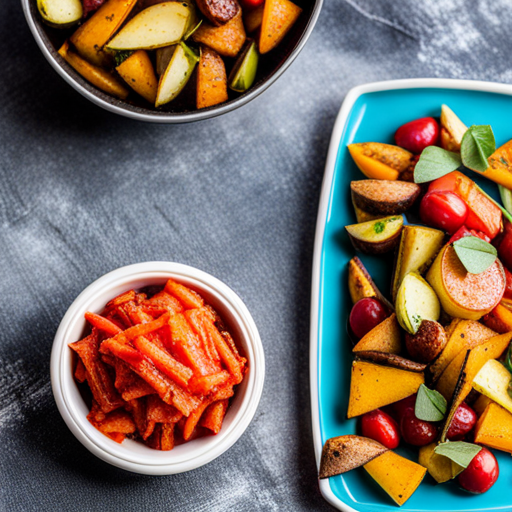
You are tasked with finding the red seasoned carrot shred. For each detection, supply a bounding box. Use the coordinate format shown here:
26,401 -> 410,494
200,399 -> 229,434
165,279 -> 204,309
133,335 -> 193,388
69,331 -> 124,413
85,311 -> 123,337
71,283 -> 246,450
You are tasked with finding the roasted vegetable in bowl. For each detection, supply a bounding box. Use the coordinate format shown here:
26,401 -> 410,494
320,104 -> 512,505
36,0 -> 302,110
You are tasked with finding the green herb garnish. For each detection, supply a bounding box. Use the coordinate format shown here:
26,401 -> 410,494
460,125 -> 496,173
434,441 -> 482,468
114,50 -> 134,67
452,235 -> 497,274
414,146 -> 462,184
415,384 -> 447,422
374,221 -> 385,234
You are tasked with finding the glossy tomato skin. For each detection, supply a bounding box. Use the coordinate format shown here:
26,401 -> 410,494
349,298 -> 389,339
391,395 -> 417,420
498,222 -> 512,271
458,447 -> 499,494
504,266 -> 512,300
446,402 -> 477,441
240,0 -> 264,8
395,117 -> 440,154
361,409 -> 400,449
449,226 -> 491,244
400,409 -> 438,447
420,191 -> 468,234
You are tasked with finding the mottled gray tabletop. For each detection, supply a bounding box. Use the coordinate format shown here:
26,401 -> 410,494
1,0 -> 511,510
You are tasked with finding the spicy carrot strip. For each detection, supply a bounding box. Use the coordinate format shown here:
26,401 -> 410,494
167,313 -> 218,376
121,382 -> 155,402
146,394 -> 183,424
182,385 -> 234,441
126,398 -> 147,437
105,290 -> 137,310
85,311 -> 123,337
122,301 -> 155,325
96,409 -> 137,434
142,291 -> 183,317
69,332 -> 124,413
102,338 -> 199,416
146,423 -> 162,450
165,279 -> 204,309
133,335 -> 193,388
200,399 -> 229,434
74,358 -> 87,383
185,308 -> 221,364
198,311 -> 244,383
188,370 -> 230,395
160,423 -> 175,451
101,312 -> 170,347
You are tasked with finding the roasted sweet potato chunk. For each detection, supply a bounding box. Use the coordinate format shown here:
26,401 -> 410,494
197,46 -> 228,110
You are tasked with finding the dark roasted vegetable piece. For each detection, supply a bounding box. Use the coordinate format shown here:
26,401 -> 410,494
195,0 -> 240,26
405,320 -> 447,364
355,351 -> 427,373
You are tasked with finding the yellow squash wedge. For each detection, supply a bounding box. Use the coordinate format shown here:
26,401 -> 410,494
364,451 -> 426,506
347,360 -> 424,418
352,314 -> 402,354
474,402 -> 512,453
116,50 -> 158,103
259,0 -> 301,54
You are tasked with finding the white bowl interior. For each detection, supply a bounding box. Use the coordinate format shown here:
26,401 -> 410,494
52,262 -> 264,474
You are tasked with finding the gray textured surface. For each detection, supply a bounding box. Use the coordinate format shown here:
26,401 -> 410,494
1,0 -> 512,510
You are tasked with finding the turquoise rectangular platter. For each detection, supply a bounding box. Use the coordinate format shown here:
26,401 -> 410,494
310,79 -> 512,512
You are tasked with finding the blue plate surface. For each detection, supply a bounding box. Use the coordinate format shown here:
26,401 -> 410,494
315,82 -> 512,511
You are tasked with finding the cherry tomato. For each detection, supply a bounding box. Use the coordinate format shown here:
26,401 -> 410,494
446,402 -> 477,441
458,447 -> 499,494
400,409 -> 438,446
449,226 -> 491,244
83,0 -> 105,16
504,266 -> 512,300
395,117 -> 439,154
498,221 -> 512,272
420,191 -> 468,234
361,409 -> 400,449
240,0 -> 264,8
391,395 -> 416,421
349,298 -> 389,339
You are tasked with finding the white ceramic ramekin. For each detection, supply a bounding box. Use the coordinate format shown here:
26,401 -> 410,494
51,261 -> 264,475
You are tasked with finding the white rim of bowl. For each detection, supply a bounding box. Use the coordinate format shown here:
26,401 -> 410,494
51,261 -> 265,475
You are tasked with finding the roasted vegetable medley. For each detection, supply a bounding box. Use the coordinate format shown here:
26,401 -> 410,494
36,0 -> 302,109
320,105 -> 512,505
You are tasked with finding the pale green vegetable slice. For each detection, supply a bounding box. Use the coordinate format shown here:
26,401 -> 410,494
396,272 -> 440,334
37,0 -> 82,28
229,40 -> 259,93
155,42 -> 199,107
107,2 -> 192,51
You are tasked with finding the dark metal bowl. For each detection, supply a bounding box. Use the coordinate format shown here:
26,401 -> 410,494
21,0 -> 323,123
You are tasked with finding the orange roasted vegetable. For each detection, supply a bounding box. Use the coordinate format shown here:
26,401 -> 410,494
197,46 -> 228,109
58,41 -> 129,99
259,0 -> 301,54
481,139 -> 512,190
116,50 -> 158,104
70,0 -> 138,67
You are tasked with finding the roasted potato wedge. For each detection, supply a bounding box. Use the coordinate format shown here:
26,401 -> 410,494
348,143 -> 415,181
319,435 -> 388,479
37,0 -> 82,28
350,180 -> 420,216
440,104 -> 467,152
345,216 -> 403,255
353,314 -> 401,354
197,45 -> 228,109
116,50 -> 158,103
391,225 -> 444,301
259,0 -> 301,54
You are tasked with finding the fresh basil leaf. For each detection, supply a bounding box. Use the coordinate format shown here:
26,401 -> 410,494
415,384 -> 447,421
452,235 -> 497,274
414,146 -> 462,183
461,125 -> 496,173
434,442 -> 482,468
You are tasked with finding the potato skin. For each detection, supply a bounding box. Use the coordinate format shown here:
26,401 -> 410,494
405,320 -> 447,364
351,180 -> 421,215
195,0 -> 240,26
347,229 -> 401,255
355,351 -> 427,373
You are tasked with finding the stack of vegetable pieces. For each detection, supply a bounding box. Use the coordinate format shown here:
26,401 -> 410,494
319,104 -> 512,506
70,279 -> 246,449
38,0 -> 302,109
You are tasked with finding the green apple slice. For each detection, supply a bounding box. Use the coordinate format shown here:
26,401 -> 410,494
229,39 -> 259,93
107,2 -> 192,51
396,272 -> 440,334
155,42 -> 199,107
37,0 -> 82,28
